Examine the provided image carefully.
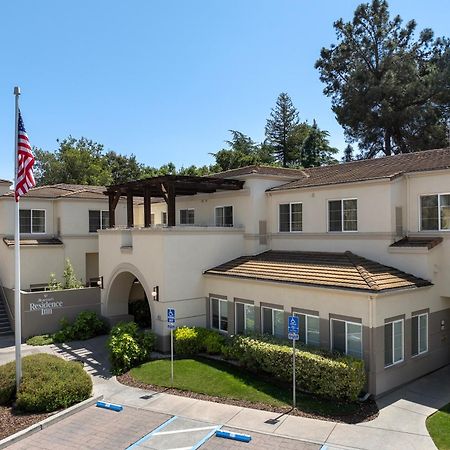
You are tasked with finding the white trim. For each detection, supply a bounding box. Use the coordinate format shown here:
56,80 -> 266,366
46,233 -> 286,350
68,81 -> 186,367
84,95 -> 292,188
179,208 -> 195,225
384,319 -> 404,368
278,202 -> 303,232
20,208 -> 46,234
419,193 -> 450,232
412,312 -> 429,356
330,318 -> 363,359
214,205 -> 234,227
210,297 -> 228,333
234,302 -> 256,334
89,209 -> 109,233
261,306 -> 284,336
293,312 -> 320,346
327,198 -> 358,233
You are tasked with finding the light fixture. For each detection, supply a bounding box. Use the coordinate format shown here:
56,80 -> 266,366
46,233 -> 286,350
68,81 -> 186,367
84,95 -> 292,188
152,286 -> 159,301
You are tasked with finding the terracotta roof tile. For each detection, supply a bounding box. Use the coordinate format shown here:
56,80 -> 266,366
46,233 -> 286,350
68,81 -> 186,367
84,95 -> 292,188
3,238 -> 63,247
390,236 -> 443,250
268,148 -> 450,191
204,250 -> 432,293
2,184 -> 107,200
212,165 -> 308,179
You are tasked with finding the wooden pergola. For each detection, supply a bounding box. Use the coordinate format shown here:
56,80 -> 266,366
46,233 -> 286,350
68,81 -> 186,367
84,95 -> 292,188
104,175 -> 244,228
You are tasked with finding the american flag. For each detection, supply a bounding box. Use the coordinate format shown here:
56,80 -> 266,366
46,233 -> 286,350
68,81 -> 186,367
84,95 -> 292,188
15,110 -> 35,201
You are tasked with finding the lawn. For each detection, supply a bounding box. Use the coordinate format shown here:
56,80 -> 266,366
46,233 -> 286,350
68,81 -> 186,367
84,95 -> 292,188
427,403 -> 450,450
130,357 -> 359,417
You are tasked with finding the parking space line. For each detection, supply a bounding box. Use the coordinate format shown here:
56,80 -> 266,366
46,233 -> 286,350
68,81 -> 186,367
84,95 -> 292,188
126,415 -> 178,449
192,425 -> 221,450
154,425 -> 218,436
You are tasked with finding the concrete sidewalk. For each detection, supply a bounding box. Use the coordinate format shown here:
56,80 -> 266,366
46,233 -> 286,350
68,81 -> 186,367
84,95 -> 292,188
1,335 -> 448,450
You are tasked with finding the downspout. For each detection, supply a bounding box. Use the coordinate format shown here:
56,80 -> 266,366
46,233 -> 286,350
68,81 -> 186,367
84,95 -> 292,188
368,294 -> 376,396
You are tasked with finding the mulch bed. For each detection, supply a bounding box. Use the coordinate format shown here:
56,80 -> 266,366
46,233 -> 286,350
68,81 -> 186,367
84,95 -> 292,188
0,406 -> 51,441
117,372 -> 379,424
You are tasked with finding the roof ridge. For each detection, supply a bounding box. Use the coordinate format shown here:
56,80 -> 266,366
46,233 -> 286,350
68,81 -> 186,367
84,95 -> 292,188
345,251 -> 380,291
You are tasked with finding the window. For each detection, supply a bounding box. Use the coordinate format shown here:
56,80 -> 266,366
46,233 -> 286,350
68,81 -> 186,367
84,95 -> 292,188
215,206 -> 233,227
279,203 -> 302,232
412,313 -> 428,356
385,319 -> 404,367
180,208 -> 195,225
89,210 -> 109,233
151,213 -> 155,224
235,303 -> 256,334
328,199 -> 357,232
19,209 -> 45,234
161,212 -> 167,225
420,194 -> 450,231
294,313 -> 320,346
211,298 -> 228,332
331,319 -> 362,359
262,307 -> 284,338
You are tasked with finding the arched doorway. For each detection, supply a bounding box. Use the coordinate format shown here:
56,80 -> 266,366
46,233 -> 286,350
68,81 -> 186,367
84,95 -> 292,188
106,270 -> 152,329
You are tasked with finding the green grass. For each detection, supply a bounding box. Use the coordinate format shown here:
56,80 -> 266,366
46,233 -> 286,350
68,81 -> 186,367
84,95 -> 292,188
427,403 -> 450,450
130,357 -> 358,416
25,334 -> 55,346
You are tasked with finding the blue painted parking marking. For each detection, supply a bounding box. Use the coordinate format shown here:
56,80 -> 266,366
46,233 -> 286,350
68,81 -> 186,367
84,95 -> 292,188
126,415 -> 177,449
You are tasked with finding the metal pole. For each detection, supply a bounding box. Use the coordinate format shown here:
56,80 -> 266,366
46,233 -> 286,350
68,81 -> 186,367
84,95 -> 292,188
292,338 -> 296,409
13,86 -> 22,390
170,328 -> 174,386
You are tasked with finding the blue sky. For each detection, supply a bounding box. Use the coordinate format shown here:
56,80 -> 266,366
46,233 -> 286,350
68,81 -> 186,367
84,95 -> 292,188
0,0 -> 449,181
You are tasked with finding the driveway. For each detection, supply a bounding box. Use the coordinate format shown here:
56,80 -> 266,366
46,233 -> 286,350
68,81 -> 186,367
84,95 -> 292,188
1,334 -> 448,450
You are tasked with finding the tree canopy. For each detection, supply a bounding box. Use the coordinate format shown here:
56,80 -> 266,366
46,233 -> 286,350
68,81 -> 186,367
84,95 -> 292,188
316,0 -> 450,158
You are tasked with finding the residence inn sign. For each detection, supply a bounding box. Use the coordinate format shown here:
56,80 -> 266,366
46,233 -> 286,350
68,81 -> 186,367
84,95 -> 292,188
29,293 -> 63,316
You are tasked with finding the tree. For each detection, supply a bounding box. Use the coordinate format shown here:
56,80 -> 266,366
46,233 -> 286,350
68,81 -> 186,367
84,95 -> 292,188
301,120 -> 339,167
105,151 -> 144,185
342,144 -> 354,162
265,93 -> 300,166
62,259 -> 83,289
315,0 -> 450,157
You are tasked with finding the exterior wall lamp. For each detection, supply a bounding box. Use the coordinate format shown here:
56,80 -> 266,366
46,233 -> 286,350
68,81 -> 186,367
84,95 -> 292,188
152,286 -> 159,301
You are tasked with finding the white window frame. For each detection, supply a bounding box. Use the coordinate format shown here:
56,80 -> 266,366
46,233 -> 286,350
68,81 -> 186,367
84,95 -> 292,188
278,202 -> 303,232
89,210 -> 109,233
384,319 -> 404,368
262,306 -> 284,336
419,193 -> 450,231
20,209 -> 46,234
327,198 -> 358,232
330,319 -> 363,358
214,205 -> 234,227
210,297 -> 228,333
179,208 -> 195,225
412,313 -> 429,357
293,312 -> 320,346
234,302 -> 255,334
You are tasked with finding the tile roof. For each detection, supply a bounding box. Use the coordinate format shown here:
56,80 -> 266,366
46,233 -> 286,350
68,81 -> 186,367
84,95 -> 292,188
268,148 -> 450,191
204,250 -> 432,293
0,179 -> 11,184
2,184 -> 107,200
212,165 -> 308,179
3,238 -> 63,247
390,236 -> 443,250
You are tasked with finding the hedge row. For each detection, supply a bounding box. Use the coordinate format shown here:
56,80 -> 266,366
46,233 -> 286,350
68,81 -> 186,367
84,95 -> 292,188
174,327 -> 365,401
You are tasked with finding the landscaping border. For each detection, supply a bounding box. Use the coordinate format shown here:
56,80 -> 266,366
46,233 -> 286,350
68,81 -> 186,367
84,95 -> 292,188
0,395 -> 103,449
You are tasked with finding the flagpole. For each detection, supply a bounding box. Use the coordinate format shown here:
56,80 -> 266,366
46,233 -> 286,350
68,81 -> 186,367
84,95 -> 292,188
14,86 -> 22,390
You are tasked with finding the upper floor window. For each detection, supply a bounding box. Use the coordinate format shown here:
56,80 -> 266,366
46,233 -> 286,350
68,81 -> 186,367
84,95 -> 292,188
211,297 -> 228,332
294,312 -> 320,346
89,210 -> 109,233
215,206 -> 233,227
420,194 -> 450,231
328,199 -> 357,232
162,212 -> 167,225
331,319 -> 362,359
20,209 -> 45,234
180,208 -> 195,225
385,319 -> 404,367
412,313 -> 428,356
279,203 -> 302,232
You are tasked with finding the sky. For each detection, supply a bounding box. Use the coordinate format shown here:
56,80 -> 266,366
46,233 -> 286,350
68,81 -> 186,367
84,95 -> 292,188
0,0 -> 449,181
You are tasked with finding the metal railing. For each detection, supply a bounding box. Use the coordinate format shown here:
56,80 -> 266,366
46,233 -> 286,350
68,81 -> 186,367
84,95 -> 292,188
0,277 -> 14,320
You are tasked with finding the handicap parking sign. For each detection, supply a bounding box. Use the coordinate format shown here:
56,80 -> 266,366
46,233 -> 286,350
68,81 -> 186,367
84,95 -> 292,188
288,315 -> 299,340
167,308 -> 176,323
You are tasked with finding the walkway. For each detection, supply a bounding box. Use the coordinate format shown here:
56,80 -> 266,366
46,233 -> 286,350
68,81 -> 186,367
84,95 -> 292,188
1,335 -> 449,450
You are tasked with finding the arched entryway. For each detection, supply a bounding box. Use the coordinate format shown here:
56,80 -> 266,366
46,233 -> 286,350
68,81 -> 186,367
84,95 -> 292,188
105,268 -> 153,329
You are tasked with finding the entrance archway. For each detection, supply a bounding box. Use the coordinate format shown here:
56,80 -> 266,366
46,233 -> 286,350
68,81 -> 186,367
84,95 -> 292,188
106,268 -> 153,329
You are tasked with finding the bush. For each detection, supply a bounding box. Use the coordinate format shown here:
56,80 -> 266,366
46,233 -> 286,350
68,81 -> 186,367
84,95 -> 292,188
53,311 -> 109,343
203,331 -> 225,355
0,354 -> 92,412
26,334 -> 54,346
227,335 -> 365,401
174,327 -> 224,355
107,322 -> 156,375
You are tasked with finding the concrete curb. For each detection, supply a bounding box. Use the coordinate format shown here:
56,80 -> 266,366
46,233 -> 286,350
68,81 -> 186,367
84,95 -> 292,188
0,394 -> 103,449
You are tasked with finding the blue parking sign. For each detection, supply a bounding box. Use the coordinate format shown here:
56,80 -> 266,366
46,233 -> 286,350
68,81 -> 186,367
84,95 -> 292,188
167,308 -> 176,323
288,316 -> 299,340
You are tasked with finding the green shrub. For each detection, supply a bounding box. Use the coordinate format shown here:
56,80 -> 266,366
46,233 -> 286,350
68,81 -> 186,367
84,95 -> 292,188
174,327 -> 203,355
53,311 -> 109,343
62,258 -> 83,290
203,331 -> 225,354
26,334 -> 55,346
0,354 -> 92,412
227,335 -> 365,401
107,322 -> 156,375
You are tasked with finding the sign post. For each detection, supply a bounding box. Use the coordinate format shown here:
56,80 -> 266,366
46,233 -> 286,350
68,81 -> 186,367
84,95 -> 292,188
288,315 -> 299,409
167,308 -> 176,386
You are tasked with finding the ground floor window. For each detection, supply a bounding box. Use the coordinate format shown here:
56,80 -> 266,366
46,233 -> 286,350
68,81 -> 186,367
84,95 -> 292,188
235,303 -> 255,334
385,319 -> 404,367
331,319 -> 362,359
412,313 -> 428,356
262,307 -> 284,338
294,313 -> 320,346
211,298 -> 228,332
